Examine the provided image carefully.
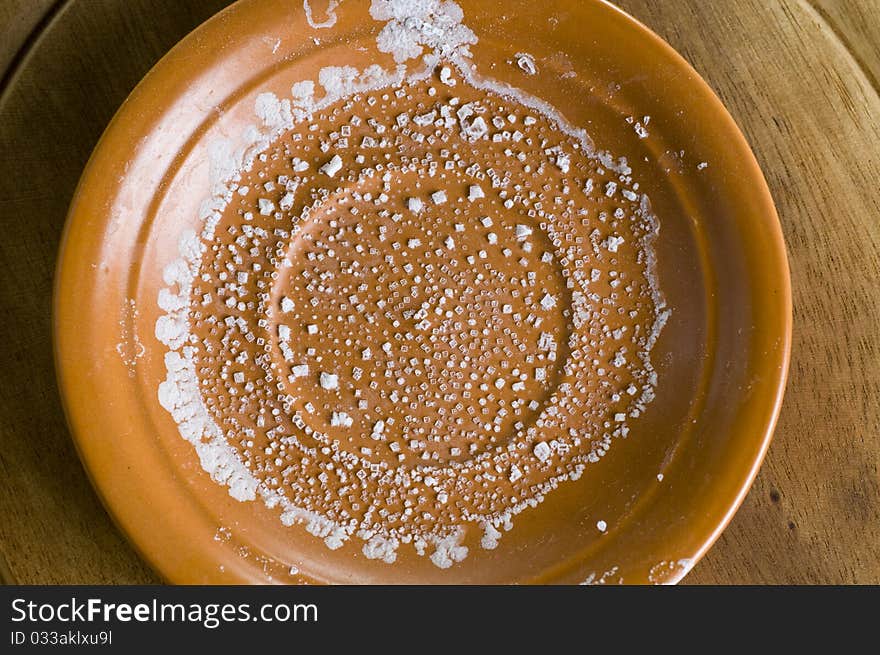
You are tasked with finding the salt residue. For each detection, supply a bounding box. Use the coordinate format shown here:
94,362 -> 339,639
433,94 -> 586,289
115,298 -> 145,376
303,0 -> 342,29
158,348 -> 257,501
155,0 -> 670,572
361,533 -> 400,564
580,566 -> 621,585
428,529 -> 469,569
480,522 -> 502,550
648,559 -> 694,584
370,0 -> 477,63
514,52 -> 537,75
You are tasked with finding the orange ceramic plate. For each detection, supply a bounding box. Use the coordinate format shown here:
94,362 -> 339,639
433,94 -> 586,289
54,0 -> 791,584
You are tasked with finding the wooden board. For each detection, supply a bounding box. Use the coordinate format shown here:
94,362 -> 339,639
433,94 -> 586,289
0,0 -> 877,585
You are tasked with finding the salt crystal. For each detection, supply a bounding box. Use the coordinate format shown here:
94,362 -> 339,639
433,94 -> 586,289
439,66 -> 456,86
320,154 -> 343,177
555,152 -> 571,174
279,192 -> 295,211
515,53 -> 537,75
540,293 -> 556,310
515,224 -> 532,239
258,198 -> 275,215
534,441 -> 551,462
331,411 -> 353,428
467,185 -> 485,202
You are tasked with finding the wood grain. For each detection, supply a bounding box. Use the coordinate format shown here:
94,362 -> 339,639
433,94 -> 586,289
1,0 -> 877,584
0,0 -> 55,78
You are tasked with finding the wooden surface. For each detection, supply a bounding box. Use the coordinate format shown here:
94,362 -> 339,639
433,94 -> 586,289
0,0 -> 877,585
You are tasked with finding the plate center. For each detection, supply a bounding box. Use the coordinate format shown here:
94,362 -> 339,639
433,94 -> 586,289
268,169 -> 570,468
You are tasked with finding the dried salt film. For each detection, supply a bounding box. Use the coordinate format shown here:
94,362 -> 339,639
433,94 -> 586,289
156,0 -> 669,569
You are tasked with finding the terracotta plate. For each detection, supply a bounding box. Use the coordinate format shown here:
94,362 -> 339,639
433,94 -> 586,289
54,0 -> 791,584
